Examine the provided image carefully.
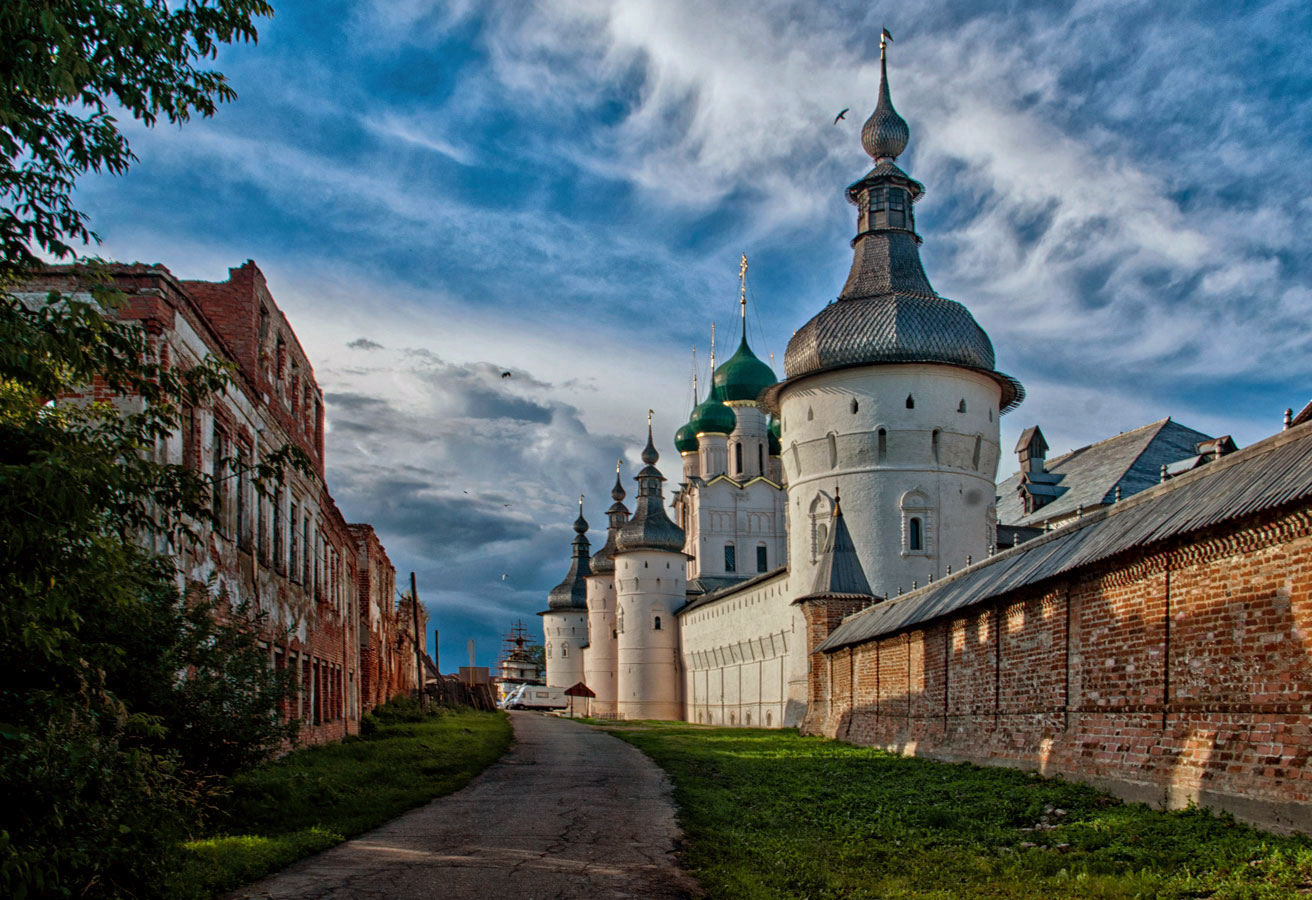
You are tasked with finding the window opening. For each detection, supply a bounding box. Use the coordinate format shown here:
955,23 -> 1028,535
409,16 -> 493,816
906,395 -> 914,409
735,443 -> 743,475
972,435 -> 982,470
958,399 -> 967,413
724,544 -> 736,573
851,398 -> 859,414
827,432 -> 838,469
807,406 -> 814,421
654,616 -> 661,631
877,427 -> 887,462
756,545 -> 768,572
931,429 -> 940,463
909,517 -> 923,551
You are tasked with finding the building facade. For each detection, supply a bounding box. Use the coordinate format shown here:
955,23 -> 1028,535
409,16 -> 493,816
26,260 -> 423,744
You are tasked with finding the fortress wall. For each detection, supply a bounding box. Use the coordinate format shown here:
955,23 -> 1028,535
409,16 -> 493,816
806,502 -> 1312,834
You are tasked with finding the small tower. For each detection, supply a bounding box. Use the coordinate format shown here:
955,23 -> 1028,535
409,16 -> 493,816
765,33 -> 1023,604
584,462 -> 629,718
539,497 -> 591,689
674,355 -> 702,482
691,324 -> 735,478
714,254 -> 778,480
613,414 -> 687,720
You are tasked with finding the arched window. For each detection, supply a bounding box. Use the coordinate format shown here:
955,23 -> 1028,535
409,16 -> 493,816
958,399 -> 967,413
807,406 -> 814,421
735,443 -> 743,475
827,432 -> 838,469
877,427 -> 887,462
901,489 -> 932,557
547,642 -> 553,659
909,517 -> 923,551
931,429 -> 940,463
972,435 -> 982,470
617,607 -> 624,634
850,398 -> 859,414
766,711 -> 773,726
561,643 -> 568,658
746,711 -> 752,725
653,616 -> 661,631
906,395 -> 915,409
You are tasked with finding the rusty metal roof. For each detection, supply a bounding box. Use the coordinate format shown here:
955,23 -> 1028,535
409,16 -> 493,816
818,421 -> 1312,653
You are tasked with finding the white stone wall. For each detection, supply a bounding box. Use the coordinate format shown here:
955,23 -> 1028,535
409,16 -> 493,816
677,569 -> 806,726
727,403 -> 769,480
583,573 -> 619,716
779,364 -> 1002,600
699,433 -> 728,479
684,478 -> 786,581
614,549 -> 685,720
541,609 -> 588,688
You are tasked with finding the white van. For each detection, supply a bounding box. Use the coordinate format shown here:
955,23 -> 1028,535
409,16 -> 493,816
503,684 -> 568,710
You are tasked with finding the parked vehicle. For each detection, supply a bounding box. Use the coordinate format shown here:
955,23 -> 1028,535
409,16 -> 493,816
501,684 -> 568,710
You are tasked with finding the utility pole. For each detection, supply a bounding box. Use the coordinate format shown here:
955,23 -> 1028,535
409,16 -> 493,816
410,571 -> 427,708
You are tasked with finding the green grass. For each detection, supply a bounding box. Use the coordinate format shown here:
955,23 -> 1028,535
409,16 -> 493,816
599,722 -> 1312,900
174,707 -> 512,899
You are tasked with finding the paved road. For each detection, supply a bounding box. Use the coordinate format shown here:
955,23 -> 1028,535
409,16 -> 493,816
233,712 -> 696,900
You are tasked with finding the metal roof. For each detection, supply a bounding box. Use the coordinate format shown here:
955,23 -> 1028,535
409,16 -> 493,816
818,421 -> 1312,653
800,501 -> 872,598
996,418 -> 1215,527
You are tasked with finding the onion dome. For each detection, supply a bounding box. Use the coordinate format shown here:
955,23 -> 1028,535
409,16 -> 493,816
690,382 -> 736,436
715,334 -> 776,404
591,464 -> 630,575
767,36 -> 1023,415
616,419 -> 686,554
546,498 -> 591,610
674,421 -> 700,453
767,416 -> 782,456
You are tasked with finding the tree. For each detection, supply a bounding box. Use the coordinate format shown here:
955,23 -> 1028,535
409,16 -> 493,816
0,4 -> 287,898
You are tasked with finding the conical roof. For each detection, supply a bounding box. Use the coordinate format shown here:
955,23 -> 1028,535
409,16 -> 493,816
616,421 -> 686,554
801,493 -> 872,599
546,502 -> 591,610
715,333 -> 776,404
769,37 -> 1023,415
591,466 -> 630,575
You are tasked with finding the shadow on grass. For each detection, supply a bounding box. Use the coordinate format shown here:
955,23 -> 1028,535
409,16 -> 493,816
173,708 -> 512,899
612,724 -> 1312,900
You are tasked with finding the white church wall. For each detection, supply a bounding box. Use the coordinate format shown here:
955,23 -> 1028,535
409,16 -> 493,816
678,569 -> 808,728
584,573 -> 619,716
541,609 -> 588,688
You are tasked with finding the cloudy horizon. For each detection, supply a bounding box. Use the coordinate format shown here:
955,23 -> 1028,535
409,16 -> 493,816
73,0 -> 1312,670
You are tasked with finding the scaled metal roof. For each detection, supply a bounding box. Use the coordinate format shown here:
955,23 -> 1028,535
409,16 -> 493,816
818,421 -> 1312,653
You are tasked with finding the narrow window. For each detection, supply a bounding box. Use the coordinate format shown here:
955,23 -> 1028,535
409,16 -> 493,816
888,188 -> 906,228
303,516 -> 312,584
735,443 -> 743,475
972,435 -> 982,470
273,485 -> 284,573
561,644 -> 568,658
909,517 -> 923,551
257,492 -> 268,562
827,432 -> 838,468
958,399 -> 967,413
906,395 -> 915,409
816,524 -> 829,554
931,429 -> 940,463
236,445 -> 250,550
807,406 -> 814,421
289,501 -> 300,582
724,544 -> 736,573
850,398 -> 859,414
547,643 -> 552,659
877,427 -> 887,462
211,422 -> 226,529
758,444 -> 764,472
654,616 -> 662,631
756,545 -> 768,572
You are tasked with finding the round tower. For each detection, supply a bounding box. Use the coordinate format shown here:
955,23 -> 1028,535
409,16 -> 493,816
692,335 -> 735,479
584,463 -> 629,718
539,499 -> 591,689
613,417 -> 687,720
764,36 -> 1023,600
675,363 -> 701,481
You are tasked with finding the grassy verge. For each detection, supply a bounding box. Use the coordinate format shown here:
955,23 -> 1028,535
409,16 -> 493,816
175,705 -> 512,899
600,722 -> 1312,900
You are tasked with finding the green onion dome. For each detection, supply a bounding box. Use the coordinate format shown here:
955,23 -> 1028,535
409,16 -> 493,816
674,420 -> 700,454
768,416 -> 782,455
714,335 -> 777,404
690,382 -> 736,436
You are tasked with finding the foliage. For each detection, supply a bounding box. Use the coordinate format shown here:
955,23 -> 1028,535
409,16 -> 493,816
173,710 -> 513,899
0,0 -> 273,275
604,723 -> 1312,900
359,693 -> 445,734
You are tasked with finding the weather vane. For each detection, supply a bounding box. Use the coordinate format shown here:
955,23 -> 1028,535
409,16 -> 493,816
647,408 -> 654,427
578,493 -> 584,513
739,252 -> 749,322
880,27 -> 893,59
616,458 -> 623,474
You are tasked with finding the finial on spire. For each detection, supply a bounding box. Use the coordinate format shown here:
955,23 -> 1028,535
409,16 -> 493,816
641,413 -> 659,465
863,27 -> 909,161
611,460 -> 626,502
579,493 -> 584,513
833,485 -> 842,517
647,408 -> 654,428
710,322 -> 717,372
691,347 -> 699,409
739,253 -> 749,338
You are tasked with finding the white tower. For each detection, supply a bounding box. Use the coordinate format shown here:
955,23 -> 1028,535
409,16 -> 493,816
584,463 -> 629,717
613,417 -> 686,720
539,498 -> 591,689
765,35 -> 1023,602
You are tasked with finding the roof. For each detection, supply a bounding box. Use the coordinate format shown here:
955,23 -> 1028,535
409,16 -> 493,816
715,333 -> 777,404
678,566 -> 788,616
996,418 -> 1214,527
818,419 -> 1312,653
798,500 -> 872,599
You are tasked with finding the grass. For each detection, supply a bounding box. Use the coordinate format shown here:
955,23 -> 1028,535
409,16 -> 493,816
174,704 -> 512,899
597,721 -> 1312,900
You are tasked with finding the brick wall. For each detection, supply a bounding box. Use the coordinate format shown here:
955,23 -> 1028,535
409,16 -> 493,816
809,504 -> 1312,833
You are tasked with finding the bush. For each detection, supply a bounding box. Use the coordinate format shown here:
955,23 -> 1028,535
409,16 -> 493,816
359,694 -> 445,733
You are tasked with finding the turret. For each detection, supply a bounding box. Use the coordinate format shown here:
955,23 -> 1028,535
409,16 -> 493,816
539,498 -> 591,689
613,415 -> 687,720
583,463 -> 629,717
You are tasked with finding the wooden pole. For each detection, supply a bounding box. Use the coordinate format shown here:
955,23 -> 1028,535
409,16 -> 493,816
410,572 -> 426,708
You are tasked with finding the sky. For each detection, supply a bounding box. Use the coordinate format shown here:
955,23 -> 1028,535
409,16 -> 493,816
74,0 -> 1312,672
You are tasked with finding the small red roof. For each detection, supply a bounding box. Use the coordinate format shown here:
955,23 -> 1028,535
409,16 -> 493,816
564,682 -> 595,698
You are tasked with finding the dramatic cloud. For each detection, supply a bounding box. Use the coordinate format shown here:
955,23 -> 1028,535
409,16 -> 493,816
75,0 -> 1312,665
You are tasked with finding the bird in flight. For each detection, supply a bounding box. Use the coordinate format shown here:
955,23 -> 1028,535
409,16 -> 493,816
501,371 -> 512,378
834,108 -> 849,124
501,573 -> 508,581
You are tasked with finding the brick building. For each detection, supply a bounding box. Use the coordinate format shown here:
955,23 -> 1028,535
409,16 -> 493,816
803,419 -> 1312,833
23,260 -> 425,744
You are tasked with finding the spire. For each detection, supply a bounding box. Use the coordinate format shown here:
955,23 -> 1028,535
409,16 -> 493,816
802,489 -> 873,598
739,252 -> 749,341
611,460 -> 626,502
715,253 -> 777,404
617,413 -> 686,554
862,28 -> 909,162
691,347 -> 699,409
574,493 -> 587,534
592,461 -> 631,575
546,501 -> 592,610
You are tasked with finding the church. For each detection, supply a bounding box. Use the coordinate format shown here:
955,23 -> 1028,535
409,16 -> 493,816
539,39 -> 1016,725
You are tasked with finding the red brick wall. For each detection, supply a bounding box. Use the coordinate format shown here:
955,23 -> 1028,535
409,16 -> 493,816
810,505 -> 1312,833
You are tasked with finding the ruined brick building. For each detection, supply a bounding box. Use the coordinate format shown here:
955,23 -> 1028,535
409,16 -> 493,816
23,260 -> 425,744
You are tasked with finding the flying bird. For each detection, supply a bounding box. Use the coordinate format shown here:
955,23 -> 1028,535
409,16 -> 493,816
834,108 -> 849,124
501,574 -> 508,581
501,371 -> 512,378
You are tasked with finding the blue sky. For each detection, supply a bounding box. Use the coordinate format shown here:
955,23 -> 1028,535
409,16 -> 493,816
76,0 -> 1312,672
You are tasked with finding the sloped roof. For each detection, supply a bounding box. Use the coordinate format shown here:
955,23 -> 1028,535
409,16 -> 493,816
800,502 -> 872,598
819,420 -> 1312,653
996,418 -> 1213,527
